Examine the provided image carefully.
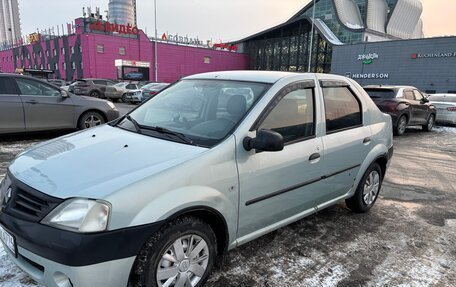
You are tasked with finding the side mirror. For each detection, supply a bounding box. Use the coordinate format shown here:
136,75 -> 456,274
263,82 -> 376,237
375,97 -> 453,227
61,90 -> 69,98
243,129 -> 284,152
422,97 -> 429,103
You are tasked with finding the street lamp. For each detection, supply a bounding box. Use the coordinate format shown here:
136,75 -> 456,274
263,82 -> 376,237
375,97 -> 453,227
307,0 -> 316,73
154,0 -> 158,82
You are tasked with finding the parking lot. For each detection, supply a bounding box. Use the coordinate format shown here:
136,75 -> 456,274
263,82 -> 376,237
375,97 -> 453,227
0,103 -> 455,286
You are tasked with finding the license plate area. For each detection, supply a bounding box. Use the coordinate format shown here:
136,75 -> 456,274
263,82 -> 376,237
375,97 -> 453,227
0,224 -> 17,257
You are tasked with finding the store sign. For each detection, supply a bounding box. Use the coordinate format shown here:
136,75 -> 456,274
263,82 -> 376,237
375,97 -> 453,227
27,33 -> 41,44
346,72 -> 389,79
358,53 -> 378,65
115,59 -> 150,68
160,33 -> 238,51
90,21 -> 139,35
412,52 -> 456,59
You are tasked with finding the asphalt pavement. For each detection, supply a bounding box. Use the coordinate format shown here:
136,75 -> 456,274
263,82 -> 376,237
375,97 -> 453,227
0,122 -> 455,286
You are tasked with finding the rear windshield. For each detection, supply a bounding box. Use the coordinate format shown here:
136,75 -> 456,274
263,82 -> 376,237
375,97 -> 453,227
364,89 -> 396,99
429,95 -> 456,103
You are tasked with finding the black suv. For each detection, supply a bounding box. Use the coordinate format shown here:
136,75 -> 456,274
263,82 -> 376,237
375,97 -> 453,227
364,85 -> 436,136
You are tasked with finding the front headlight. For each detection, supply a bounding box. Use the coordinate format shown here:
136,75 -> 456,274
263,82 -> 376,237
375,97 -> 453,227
42,198 -> 111,233
107,101 -> 116,109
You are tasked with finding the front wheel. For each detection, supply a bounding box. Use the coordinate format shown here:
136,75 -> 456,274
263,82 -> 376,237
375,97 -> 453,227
89,90 -> 101,98
130,217 -> 217,287
423,114 -> 435,132
78,111 -> 105,130
346,163 -> 383,213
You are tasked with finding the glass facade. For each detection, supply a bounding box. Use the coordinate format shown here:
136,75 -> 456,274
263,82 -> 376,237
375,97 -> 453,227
243,19 -> 332,73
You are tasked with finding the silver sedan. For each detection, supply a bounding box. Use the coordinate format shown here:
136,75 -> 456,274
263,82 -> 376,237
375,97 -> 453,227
428,94 -> 456,125
0,74 -> 120,135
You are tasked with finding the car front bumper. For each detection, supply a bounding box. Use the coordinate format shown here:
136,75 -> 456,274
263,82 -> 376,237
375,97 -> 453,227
0,211 -> 163,287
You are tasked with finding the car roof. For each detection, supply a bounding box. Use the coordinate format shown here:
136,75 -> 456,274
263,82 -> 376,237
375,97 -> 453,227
184,70 -> 308,84
363,85 -> 417,90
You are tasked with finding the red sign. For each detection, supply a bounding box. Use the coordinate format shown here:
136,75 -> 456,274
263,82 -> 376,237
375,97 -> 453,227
90,21 -> 139,35
213,43 -> 238,52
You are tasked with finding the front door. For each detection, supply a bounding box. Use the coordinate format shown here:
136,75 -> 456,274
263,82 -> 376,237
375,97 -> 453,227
14,77 -> 75,131
413,90 -> 431,123
237,82 -> 324,241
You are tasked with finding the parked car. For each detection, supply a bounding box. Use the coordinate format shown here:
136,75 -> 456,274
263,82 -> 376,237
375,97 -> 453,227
68,78 -> 116,98
105,82 -> 142,102
124,72 -> 144,81
427,94 -> 456,125
140,82 -> 169,102
0,74 -> 120,135
0,71 -> 393,287
47,79 -> 66,87
364,85 -> 436,135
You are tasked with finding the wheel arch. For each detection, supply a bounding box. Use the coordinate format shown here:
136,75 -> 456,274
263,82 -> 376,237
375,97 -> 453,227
77,109 -> 108,128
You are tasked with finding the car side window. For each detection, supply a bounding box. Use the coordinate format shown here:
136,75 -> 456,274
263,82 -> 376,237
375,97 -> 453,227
413,90 -> 424,101
259,87 -> 315,144
323,87 -> 362,133
403,90 -> 414,100
16,78 -> 61,97
0,78 -> 17,95
126,84 -> 136,90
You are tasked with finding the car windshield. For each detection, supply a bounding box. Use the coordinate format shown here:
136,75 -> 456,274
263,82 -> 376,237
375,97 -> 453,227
364,88 -> 396,99
114,83 -> 126,87
117,79 -> 271,147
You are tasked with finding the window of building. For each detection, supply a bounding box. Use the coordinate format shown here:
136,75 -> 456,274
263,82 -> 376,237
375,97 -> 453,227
53,49 -> 57,56
323,87 -> 362,133
54,63 -> 58,70
119,47 -> 126,55
61,47 -> 65,55
259,87 -> 315,144
47,63 -> 51,70
80,61 -> 83,69
71,62 -> 76,69
71,46 -> 75,54
79,45 -> 82,53
204,56 -> 211,64
38,51 -> 42,57
97,44 -> 104,53
62,62 -> 66,70
46,50 -> 50,57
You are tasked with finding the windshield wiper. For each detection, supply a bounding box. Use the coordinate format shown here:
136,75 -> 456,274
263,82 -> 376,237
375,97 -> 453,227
125,115 -> 142,134
145,126 -> 195,145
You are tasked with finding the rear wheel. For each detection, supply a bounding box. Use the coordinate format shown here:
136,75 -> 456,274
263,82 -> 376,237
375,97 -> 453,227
423,114 -> 435,132
346,162 -> 383,213
130,217 -> 217,287
394,115 -> 407,136
122,93 -> 128,103
78,111 -> 105,130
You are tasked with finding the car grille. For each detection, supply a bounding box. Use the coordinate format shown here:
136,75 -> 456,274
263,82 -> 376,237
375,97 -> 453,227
2,173 -> 63,222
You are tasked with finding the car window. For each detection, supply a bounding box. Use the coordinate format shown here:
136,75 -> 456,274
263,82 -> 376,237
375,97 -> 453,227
126,84 -> 137,90
323,87 -> 362,133
364,88 -> 396,99
413,90 -> 424,101
0,78 -> 17,95
403,90 -> 415,100
259,88 -> 314,143
16,78 -> 61,97
93,80 -> 107,85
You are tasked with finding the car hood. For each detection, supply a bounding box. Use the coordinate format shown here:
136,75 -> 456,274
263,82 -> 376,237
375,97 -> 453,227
8,125 -> 208,199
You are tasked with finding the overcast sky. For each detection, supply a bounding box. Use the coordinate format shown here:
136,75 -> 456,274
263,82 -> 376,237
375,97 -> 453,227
18,0 -> 456,41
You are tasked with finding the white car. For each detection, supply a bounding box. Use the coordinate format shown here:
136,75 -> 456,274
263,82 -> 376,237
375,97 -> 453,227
105,82 -> 142,102
428,94 -> 456,125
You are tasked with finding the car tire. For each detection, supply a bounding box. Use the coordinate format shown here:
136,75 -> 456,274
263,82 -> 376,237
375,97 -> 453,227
346,162 -> 383,213
129,216 -> 217,287
89,90 -> 101,98
423,114 -> 435,132
78,111 -> 105,130
394,115 -> 407,136
122,94 -> 128,103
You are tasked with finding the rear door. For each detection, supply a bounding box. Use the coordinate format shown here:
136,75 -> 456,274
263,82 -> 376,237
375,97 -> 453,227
0,77 -> 24,134
319,79 -> 372,203
14,77 -> 76,131
403,89 -> 421,124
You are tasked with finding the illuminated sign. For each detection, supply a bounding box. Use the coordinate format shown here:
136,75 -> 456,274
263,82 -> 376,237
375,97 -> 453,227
412,52 -> 456,59
160,33 -> 237,51
358,53 -> 378,65
345,72 -> 389,79
115,59 -> 150,68
90,21 -> 139,35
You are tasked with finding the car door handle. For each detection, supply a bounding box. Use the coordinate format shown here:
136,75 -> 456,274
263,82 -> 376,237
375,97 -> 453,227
25,100 -> 37,104
363,137 -> 371,144
309,153 -> 320,161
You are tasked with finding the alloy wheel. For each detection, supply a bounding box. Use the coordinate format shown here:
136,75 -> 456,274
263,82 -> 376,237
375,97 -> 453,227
428,115 -> 434,130
362,170 -> 380,205
398,117 -> 407,135
83,115 -> 102,128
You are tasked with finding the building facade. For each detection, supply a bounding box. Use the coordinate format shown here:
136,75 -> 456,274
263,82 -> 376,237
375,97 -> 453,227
331,36 -> 456,94
0,0 -> 21,48
0,18 -> 248,83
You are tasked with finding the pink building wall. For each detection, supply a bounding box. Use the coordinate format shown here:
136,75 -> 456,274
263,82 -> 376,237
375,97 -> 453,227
0,21 -> 249,83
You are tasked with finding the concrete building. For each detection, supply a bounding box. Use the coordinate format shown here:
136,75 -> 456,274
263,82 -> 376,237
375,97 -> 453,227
0,0 -> 22,46
108,0 -> 137,26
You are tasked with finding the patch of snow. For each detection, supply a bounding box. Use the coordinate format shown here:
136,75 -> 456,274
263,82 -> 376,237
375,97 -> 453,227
304,264 -> 348,287
434,126 -> 456,133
